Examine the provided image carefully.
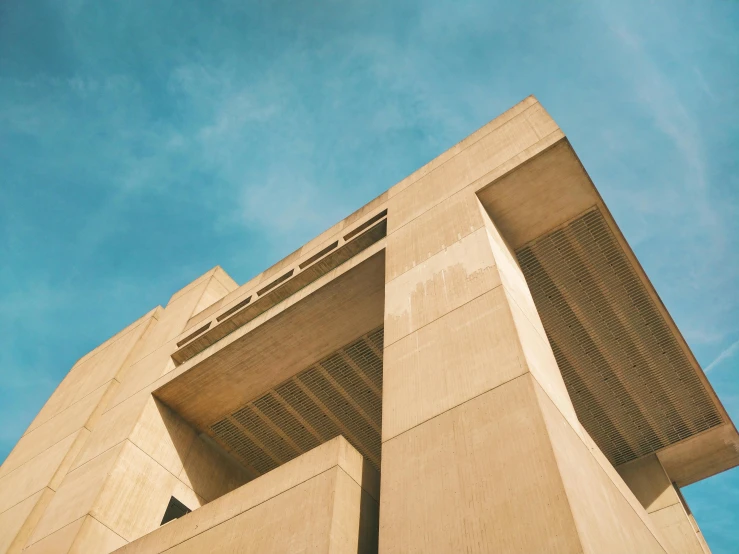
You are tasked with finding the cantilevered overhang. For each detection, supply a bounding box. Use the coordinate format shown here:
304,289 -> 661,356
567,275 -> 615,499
154,241 -> 386,431
155,110 -> 736,488
477,137 -> 739,486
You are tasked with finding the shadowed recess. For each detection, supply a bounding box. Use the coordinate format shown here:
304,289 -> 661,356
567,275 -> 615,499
210,327 -> 384,475
517,209 -> 723,466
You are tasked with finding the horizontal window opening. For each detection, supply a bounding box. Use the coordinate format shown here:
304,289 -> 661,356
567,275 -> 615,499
176,322 -> 212,347
216,296 -> 252,322
343,210 -> 387,241
257,269 -> 294,297
299,241 -> 339,270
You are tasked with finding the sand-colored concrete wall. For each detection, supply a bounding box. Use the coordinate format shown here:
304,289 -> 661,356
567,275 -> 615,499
1,96 -> 729,554
116,436 -> 379,554
379,99 -> 672,552
0,268 -> 243,553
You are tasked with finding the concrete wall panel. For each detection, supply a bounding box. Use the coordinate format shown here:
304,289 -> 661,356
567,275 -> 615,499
384,227 -> 501,346
167,470 -> 337,553
650,505 -> 708,554
385,189 -> 483,282
382,288 -> 527,441
29,442 -> 124,545
379,375 -> 581,553
0,432 -> 78,515
0,384 -> 106,479
128,399 -> 196,477
0,489 -> 49,553
91,442 -> 181,542
177,435 -> 251,503
70,390 -> 149,471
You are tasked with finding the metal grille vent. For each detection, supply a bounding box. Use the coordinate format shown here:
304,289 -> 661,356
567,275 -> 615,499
517,209 -> 722,466
210,327 -> 384,476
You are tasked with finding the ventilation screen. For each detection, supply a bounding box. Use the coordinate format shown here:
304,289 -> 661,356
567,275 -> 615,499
160,496 -> 192,525
209,327 -> 384,475
517,209 -> 722,466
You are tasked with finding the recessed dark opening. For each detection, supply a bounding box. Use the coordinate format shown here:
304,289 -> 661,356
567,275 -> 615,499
216,295 -> 253,322
299,241 -> 339,269
176,322 -> 212,347
343,210 -> 387,241
160,496 -> 192,525
257,269 -> 294,297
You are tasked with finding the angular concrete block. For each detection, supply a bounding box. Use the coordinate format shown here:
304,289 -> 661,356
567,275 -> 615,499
70,319 -> 152,405
23,515 -> 126,554
165,470 -> 337,553
118,437 -> 377,554
22,517 -> 86,554
68,516 -> 127,554
618,454 -> 682,514
111,345 -> 176,410
190,274 -> 234,319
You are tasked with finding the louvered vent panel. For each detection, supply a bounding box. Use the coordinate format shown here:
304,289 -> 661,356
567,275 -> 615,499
210,328 -> 384,476
253,393 -> 321,453
517,209 -> 722,466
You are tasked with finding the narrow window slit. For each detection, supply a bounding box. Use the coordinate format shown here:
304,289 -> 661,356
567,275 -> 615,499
176,322 -> 212,347
257,269 -> 294,297
343,210 -> 387,241
299,241 -> 339,269
216,296 -> 253,322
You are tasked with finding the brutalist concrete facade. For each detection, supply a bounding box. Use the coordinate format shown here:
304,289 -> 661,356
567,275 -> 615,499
1,97 -> 736,553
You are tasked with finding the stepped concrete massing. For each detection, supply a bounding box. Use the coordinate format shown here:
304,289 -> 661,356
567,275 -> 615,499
1,96 -> 735,553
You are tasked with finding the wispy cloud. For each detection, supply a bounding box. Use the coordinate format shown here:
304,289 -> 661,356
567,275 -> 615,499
705,339 -> 739,372
593,1 -> 739,352
2,3 -> 739,549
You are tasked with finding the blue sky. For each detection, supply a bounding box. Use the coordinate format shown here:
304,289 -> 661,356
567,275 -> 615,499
1,0 -> 737,549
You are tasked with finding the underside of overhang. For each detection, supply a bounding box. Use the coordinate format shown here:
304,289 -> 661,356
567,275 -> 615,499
209,326 -> 383,477
478,138 -> 739,484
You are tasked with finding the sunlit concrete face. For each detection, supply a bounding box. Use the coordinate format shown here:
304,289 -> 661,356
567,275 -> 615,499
1,96 -> 735,554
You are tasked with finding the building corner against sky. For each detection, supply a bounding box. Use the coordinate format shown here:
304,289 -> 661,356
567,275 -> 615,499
0,98 -> 735,553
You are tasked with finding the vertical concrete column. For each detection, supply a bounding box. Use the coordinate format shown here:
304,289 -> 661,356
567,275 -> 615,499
379,117 -> 674,550
618,454 -> 711,553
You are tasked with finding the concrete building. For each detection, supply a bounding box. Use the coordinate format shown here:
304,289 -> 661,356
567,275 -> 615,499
1,96 -> 736,553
